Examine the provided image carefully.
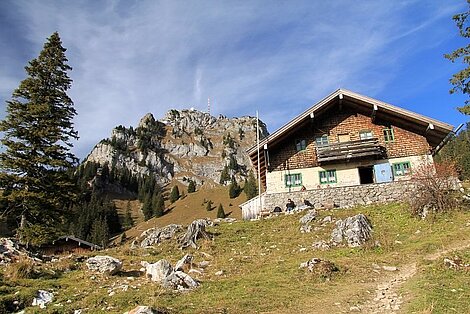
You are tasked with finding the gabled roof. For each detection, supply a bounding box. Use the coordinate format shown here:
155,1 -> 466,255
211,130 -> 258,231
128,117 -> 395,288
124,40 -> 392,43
248,88 -> 454,155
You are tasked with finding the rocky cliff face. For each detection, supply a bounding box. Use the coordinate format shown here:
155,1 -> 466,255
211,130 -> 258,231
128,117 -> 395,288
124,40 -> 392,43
85,109 -> 268,186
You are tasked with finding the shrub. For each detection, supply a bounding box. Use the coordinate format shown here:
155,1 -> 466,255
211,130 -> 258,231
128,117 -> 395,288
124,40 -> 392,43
409,160 -> 459,217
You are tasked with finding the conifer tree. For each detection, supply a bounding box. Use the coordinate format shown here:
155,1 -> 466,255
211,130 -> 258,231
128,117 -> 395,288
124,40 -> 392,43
229,177 -> 241,199
142,195 -> 153,221
0,32 -> 78,245
153,192 -> 164,217
206,200 -> 213,211
244,170 -> 258,200
219,165 -> 230,184
169,185 -> 180,203
122,201 -> 134,229
187,180 -> 196,193
217,203 -> 225,218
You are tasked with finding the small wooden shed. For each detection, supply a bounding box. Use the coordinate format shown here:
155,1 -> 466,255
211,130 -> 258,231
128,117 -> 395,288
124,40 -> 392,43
41,235 -> 102,255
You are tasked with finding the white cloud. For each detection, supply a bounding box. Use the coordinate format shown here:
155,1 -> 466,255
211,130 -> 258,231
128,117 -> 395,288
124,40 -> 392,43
0,0 -> 465,158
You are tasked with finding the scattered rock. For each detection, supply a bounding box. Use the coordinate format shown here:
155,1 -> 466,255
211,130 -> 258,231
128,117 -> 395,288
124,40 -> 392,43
299,210 -> 316,225
162,271 -> 199,290
299,257 -> 339,278
32,290 -> 53,309
331,214 -> 372,247
444,256 -> 470,270
0,238 -> 29,264
299,210 -> 316,233
213,217 -> 237,224
140,224 -> 183,247
141,260 -> 173,283
322,216 -> 332,223
215,270 -> 224,276
198,261 -> 210,268
179,219 -> 212,249
124,305 -> 163,314
141,256 -> 199,290
86,256 -> 122,275
174,254 -> 193,271
382,266 -> 398,272
312,241 -> 331,251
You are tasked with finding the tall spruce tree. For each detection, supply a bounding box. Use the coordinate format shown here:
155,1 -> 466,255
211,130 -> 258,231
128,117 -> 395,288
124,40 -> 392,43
0,32 -> 78,245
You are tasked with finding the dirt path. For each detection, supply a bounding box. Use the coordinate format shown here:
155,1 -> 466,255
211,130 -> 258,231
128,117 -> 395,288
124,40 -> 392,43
359,240 -> 470,313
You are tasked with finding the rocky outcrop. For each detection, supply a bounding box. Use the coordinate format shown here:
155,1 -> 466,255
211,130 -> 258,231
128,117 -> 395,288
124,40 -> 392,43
85,109 -> 268,187
331,214 -> 373,247
141,254 -> 199,290
86,256 -> 122,275
139,224 -> 183,247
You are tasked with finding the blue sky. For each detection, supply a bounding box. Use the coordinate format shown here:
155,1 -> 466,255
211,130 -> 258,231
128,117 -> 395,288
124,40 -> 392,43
0,0 -> 468,159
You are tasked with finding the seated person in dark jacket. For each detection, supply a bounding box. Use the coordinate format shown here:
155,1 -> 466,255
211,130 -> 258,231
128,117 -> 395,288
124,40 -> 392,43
286,199 -> 295,212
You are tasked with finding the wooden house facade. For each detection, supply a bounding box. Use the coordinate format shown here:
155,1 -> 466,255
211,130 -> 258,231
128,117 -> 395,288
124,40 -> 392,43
248,89 -> 454,194
40,236 -> 102,255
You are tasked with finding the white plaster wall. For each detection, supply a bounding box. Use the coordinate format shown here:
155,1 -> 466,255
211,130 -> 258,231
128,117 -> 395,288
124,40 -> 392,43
265,154 -> 433,194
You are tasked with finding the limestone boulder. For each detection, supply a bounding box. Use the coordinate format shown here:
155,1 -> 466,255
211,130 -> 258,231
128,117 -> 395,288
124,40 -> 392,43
331,213 -> 372,247
86,256 -> 122,275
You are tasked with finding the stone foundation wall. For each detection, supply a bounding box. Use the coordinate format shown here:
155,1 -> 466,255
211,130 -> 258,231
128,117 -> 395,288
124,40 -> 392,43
263,180 -> 417,211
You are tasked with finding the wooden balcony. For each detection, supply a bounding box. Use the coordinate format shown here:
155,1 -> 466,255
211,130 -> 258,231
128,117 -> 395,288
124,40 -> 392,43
316,137 -> 386,163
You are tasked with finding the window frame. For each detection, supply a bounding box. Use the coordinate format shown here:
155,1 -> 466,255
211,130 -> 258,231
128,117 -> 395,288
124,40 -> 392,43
315,134 -> 329,146
359,130 -> 374,140
383,127 -> 395,143
392,161 -> 411,176
285,173 -> 302,187
295,139 -> 307,152
319,169 -> 337,184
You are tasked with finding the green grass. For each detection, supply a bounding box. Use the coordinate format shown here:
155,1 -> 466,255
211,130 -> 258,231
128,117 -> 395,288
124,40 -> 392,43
403,249 -> 470,313
1,202 -> 470,313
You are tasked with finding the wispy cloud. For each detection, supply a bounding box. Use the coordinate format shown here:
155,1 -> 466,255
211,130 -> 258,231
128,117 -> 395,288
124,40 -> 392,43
0,0 -> 466,159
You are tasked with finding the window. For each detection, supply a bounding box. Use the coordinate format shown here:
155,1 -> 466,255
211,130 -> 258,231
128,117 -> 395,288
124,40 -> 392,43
383,128 -> 394,143
285,173 -> 302,187
315,135 -> 329,146
295,139 -> 307,151
359,130 -> 373,140
319,169 -> 337,184
393,162 -> 411,176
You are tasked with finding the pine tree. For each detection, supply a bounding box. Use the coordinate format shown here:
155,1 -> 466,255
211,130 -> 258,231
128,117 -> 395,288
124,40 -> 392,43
206,200 -> 213,211
229,177 -> 241,199
187,180 -> 196,193
122,201 -> 134,230
153,192 -> 164,217
0,32 -> 78,245
219,165 -> 230,184
169,185 -> 180,203
142,195 -> 153,221
90,217 -> 109,248
217,203 -> 226,218
244,170 -> 259,200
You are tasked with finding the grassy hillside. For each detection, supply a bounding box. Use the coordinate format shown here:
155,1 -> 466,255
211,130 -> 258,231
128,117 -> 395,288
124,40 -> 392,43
2,202 -> 470,313
118,182 -> 246,239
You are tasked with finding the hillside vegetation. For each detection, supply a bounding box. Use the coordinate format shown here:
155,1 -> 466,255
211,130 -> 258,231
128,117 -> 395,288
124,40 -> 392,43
2,202 -> 470,313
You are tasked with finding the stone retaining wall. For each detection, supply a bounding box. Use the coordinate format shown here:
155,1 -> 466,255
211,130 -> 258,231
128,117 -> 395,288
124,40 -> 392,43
263,181 -> 417,211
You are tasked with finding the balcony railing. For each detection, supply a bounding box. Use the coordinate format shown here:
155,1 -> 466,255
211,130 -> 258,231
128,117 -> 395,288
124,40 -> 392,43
316,137 -> 386,163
